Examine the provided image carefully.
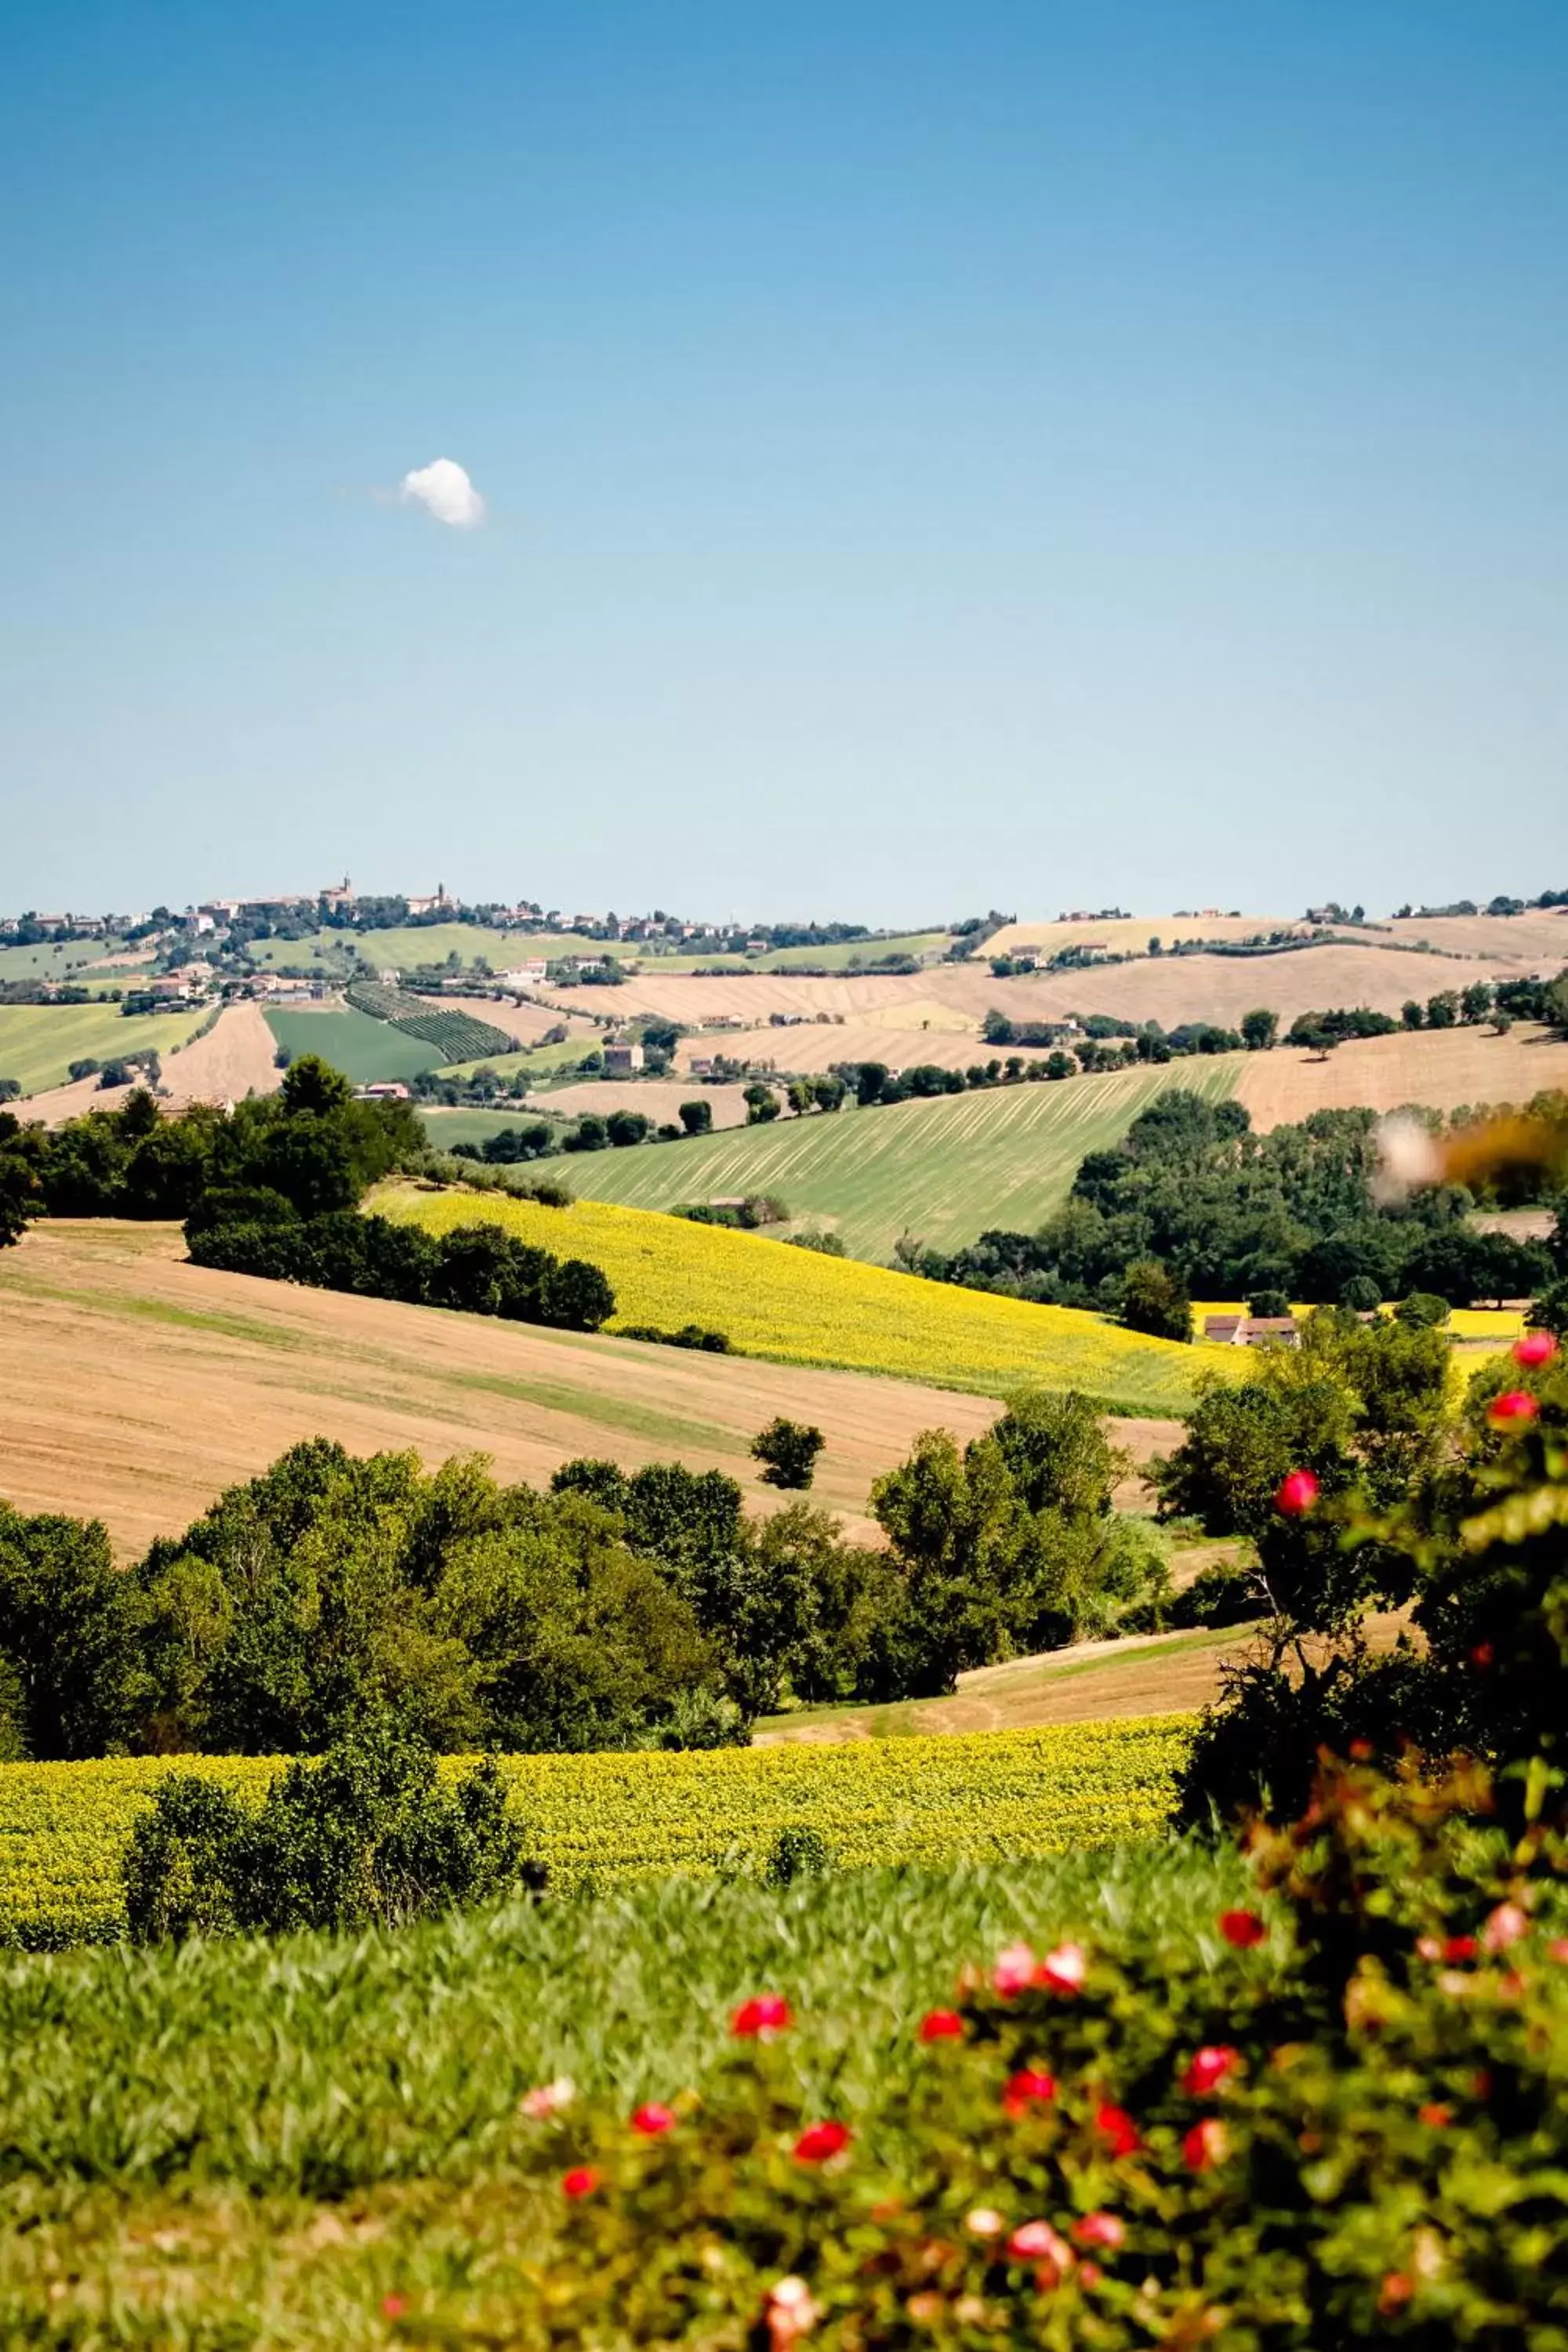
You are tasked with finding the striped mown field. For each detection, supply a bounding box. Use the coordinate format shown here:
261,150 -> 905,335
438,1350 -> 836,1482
0,1001 -> 212,1096
538,1058 -> 1243,1262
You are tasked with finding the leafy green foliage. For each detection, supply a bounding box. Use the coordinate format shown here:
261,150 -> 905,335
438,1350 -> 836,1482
124,1714 -> 536,1941
189,1207 -> 615,1330
927,1090 -> 1554,1309
750,1417 -> 825,1490
0,1502 -> 143,1759
132,1443 -> 722,1757
868,1391 -> 1167,1691
1176,1312 -> 1568,1827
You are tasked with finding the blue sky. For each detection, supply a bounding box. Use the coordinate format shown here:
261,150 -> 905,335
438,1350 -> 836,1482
2,1 -> 1566,921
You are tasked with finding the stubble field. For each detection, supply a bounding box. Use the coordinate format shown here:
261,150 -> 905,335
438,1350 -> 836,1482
0,1220 -> 1178,1555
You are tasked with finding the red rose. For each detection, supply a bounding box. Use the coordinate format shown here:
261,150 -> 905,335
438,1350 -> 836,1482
731,1994 -> 792,2038
1094,2101 -> 1142,2158
793,2120 -> 851,2164
1182,2118 -> 1228,2172
1274,1468 -> 1319,1516
562,2165 -> 601,2200
1487,1388 -> 1539,1429
1513,1331 -> 1559,1369
1035,1940 -> 1087,1997
991,1941 -> 1037,1996
1006,2219 -> 1073,2278
630,2102 -> 675,2136
1181,2045 -> 1240,2096
1002,2067 -> 1058,2115
1072,2211 -> 1125,2249
918,2008 -> 965,2042
1218,1908 -> 1267,1948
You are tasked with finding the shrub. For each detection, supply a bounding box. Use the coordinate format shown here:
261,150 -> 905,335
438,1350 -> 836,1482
1120,1258 -> 1192,1341
764,1822 -> 832,1884
750,1417 -> 826,1491
472,1757 -> 1568,2347
123,1715 -> 540,1940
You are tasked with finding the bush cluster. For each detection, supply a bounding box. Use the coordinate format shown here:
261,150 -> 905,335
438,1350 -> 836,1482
0,1053 -> 423,1238
123,1714 -> 537,1941
429,1757 -> 1568,2346
0,1391 -> 1171,1769
188,1202 -> 615,1331
913,1088 -> 1563,1313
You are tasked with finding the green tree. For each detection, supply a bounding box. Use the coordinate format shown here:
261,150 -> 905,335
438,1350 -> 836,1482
124,1714 -> 535,1941
750,1417 -> 825,1490
742,1083 -> 780,1125
0,1504 -> 145,1757
677,1099 -> 713,1136
869,1432 -> 1029,1694
1240,1007 -> 1279,1051
1120,1258 -> 1192,1341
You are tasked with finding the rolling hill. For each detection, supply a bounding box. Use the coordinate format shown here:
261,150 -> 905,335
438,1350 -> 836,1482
0,1219 -> 1183,1557
528,1058 -> 1243,1262
379,1181 -> 1214,1412
0,1001 -> 213,1095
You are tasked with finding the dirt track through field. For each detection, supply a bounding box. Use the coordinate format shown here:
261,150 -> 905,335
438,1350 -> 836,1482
0,1221 -> 1178,1557
757,1611 -> 1409,1740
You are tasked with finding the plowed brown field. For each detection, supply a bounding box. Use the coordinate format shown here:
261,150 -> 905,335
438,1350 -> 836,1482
1232,1022 -> 1568,1130
0,1221 -> 1178,1558
557,938 -> 1554,1054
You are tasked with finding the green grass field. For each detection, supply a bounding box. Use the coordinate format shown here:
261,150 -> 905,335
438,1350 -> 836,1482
262,1005 -> 442,1083
550,1058 -> 1243,1261
249,926 -> 604,975
0,936 -> 129,985
421,1106 -> 568,1149
433,1038 -> 597,1083
0,1003 -> 212,1096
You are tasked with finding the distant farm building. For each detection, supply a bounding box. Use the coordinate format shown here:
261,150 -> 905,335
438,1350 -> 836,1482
603,1042 -> 645,1073
1203,1312 -> 1301,1348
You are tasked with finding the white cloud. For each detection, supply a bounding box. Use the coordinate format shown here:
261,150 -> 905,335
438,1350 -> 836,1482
398,457 -> 486,529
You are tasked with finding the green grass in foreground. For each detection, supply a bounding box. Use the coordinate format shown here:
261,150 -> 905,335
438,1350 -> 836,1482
551,1058 -> 1243,1262
0,1841 -> 1250,2197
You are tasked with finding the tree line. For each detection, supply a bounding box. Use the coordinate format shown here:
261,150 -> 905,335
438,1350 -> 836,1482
902,1089 -> 1566,1331
0,1392 -> 1172,1766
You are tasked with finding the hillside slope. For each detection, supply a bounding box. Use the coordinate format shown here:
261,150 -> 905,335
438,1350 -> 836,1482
1233,1021 -> 1568,1129
534,1058 -> 1242,1261
380,1182 -> 1214,1412
0,1221 -> 1180,1556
